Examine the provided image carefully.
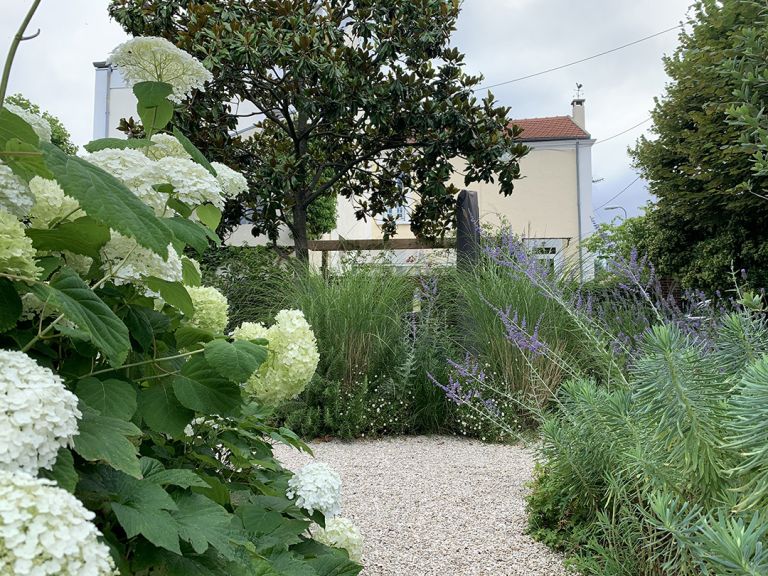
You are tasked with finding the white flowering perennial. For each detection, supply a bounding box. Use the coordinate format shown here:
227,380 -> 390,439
85,148 -> 168,215
101,232 -> 182,288
0,350 -> 81,474
186,285 -> 229,333
0,210 -> 40,279
313,517 -> 364,563
286,462 -> 342,518
232,309 -> 320,405
0,471 -> 117,575
156,157 -> 224,208
108,36 -> 213,103
4,103 -> 52,143
143,133 -> 191,161
0,161 -> 32,217
211,161 -> 248,198
28,177 -> 80,228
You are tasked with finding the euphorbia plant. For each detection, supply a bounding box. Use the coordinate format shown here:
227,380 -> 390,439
0,3 -> 362,574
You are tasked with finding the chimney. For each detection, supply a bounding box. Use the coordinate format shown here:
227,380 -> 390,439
571,98 -> 586,130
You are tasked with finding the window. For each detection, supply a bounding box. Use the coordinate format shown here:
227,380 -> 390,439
523,239 -> 565,273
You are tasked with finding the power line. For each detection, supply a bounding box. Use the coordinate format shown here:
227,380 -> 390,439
596,176 -> 642,210
474,24 -> 682,92
594,117 -> 652,145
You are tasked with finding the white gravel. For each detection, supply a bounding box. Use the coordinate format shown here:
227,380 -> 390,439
275,435 -> 570,576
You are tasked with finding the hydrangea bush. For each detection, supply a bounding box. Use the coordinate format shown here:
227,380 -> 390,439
0,5 -> 361,574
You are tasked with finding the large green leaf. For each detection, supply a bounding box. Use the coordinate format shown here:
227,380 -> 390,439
26,216 -> 110,259
163,217 -> 210,255
306,552 -> 363,576
83,138 -> 153,153
145,277 -> 194,317
4,138 -> 51,181
172,356 -> 242,416
0,278 -> 21,332
172,127 -> 216,176
30,268 -> 130,366
175,325 -> 215,349
141,457 -> 208,489
196,204 -> 222,231
204,339 -> 267,383
237,505 -> 309,552
73,407 -> 142,477
106,470 -> 181,554
173,493 -> 237,559
135,82 -> 175,134
139,381 -> 194,437
0,109 -> 51,181
42,142 -> 172,257
40,448 -> 78,493
76,377 -> 137,421
182,257 -> 202,286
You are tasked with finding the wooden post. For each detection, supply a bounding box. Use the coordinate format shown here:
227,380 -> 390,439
456,189 -> 480,268
321,250 -> 329,279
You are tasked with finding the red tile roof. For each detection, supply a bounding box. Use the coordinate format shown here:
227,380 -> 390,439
509,116 -> 591,142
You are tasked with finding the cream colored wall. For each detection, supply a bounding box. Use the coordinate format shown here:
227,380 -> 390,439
332,141 -> 580,242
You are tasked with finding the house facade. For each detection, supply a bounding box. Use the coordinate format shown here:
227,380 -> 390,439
94,63 -> 594,276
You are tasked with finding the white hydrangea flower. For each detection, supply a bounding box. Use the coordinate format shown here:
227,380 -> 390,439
0,470 -> 117,575
0,350 -> 81,474
100,232 -> 182,289
0,209 -> 40,279
144,133 -> 191,161
28,177 -> 81,229
155,157 -> 224,208
286,462 -> 342,518
313,517 -> 363,563
108,36 -> 213,103
85,148 -> 168,215
231,309 -> 319,405
0,161 -> 33,218
186,285 -> 229,333
4,103 -> 52,143
211,161 -> 248,198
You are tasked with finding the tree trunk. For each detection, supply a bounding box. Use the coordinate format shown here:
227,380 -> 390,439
293,201 -> 309,261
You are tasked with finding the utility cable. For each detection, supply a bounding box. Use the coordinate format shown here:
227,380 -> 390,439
596,175 -> 642,210
475,24 -> 682,91
594,117 -> 652,145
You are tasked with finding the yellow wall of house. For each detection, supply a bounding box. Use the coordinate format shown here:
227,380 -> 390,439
337,141 -> 580,243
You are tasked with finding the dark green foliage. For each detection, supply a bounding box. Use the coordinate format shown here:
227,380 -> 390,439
5,93 -> 78,154
527,310 -> 768,575
108,0 -> 528,259
630,0 -> 768,291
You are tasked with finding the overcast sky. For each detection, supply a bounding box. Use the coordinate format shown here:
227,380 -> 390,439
1,0 -> 692,225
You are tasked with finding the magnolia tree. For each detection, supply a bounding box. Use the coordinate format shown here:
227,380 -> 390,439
0,4 -> 361,574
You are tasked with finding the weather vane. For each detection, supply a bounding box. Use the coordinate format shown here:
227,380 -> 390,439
574,83 -> 584,99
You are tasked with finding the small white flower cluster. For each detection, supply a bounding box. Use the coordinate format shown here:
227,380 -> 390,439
286,462 -> 342,518
0,162 -> 33,217
144,133 -> 191,161
0,350 -> 81,474
0,209 -> 40,279
100,233 -> 182,289
108,36 -> 213,103
156,156 -> 223,208
211,161 -> 249,198
313,517 -> 364,562
86,138 -> 245,216
4,103 -> 52,143
186,285 -> 229,333
28,177 -> 80,229
231,309 -> 320,405
0,471 -> 117,575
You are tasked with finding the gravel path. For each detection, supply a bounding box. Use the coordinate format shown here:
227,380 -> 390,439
275,435 -> 570,576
